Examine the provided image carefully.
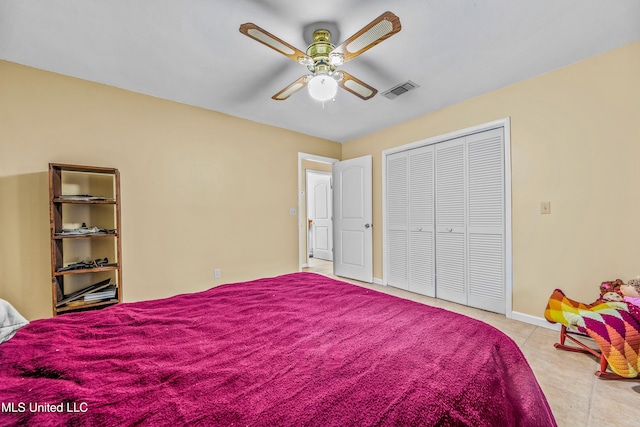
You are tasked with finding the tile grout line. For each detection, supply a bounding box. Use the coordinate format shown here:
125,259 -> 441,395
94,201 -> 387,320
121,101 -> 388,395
585,374 -> 598,427
521,325 -> 537,346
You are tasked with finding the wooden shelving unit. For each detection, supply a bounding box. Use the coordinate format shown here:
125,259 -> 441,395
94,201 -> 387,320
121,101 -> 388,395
49,163 -> 122,316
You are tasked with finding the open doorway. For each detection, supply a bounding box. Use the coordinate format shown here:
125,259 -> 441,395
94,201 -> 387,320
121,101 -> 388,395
306,169 -> 333,262
307,170 -> 333,264
298,153 -> 374,284
298,153 -> 338,271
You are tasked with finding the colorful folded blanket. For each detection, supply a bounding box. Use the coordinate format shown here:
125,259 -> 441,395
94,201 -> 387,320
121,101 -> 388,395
545,289 -> 640,378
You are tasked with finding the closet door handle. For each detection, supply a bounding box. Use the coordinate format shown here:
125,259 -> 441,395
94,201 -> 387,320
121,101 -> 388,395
447,227 -> 453,232
417,227 -> 423,231
364,223 -> 371,229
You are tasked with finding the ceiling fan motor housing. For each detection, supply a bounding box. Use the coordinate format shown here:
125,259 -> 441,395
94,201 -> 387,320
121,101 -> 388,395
306,30 -> 336,73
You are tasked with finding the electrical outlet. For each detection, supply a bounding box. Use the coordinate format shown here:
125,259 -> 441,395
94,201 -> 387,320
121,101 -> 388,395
214,269 -> 221,279
540,202 -> 551,214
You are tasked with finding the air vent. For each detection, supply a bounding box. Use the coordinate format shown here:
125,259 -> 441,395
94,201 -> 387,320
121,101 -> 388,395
382,81 -> 420,100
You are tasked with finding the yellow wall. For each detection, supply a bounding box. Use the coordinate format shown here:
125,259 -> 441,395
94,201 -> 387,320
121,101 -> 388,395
342,41 -> 640,317
2,41 -> 638,321
0,61 -> 341,320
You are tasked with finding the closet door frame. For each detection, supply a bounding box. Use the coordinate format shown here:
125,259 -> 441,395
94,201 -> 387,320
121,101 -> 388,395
381,118 -> 513,317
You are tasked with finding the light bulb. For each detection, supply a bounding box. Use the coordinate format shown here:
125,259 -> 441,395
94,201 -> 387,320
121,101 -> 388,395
307,75 -> 338,101
329,52 -> 344,67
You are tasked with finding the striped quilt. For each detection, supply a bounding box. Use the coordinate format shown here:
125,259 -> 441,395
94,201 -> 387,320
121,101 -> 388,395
544,289 -> 640,378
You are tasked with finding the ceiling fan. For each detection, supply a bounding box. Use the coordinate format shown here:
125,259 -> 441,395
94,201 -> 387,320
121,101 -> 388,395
239,11 -> 401,102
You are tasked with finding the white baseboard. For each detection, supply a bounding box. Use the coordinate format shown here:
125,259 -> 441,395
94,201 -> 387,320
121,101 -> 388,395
510,311 -> 561,331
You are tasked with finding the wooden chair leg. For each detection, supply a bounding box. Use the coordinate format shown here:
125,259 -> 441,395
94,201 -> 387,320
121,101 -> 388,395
553,325 -> 600,356
554,325 -> 640,380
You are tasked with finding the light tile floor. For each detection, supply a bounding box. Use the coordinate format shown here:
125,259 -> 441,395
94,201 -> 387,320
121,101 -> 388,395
303,258 -> 640,427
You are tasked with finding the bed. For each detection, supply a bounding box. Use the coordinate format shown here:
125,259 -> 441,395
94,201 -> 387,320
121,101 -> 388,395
0,272 -> 555,426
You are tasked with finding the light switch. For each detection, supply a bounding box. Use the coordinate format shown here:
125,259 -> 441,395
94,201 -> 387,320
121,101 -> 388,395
540,202 -> 551,214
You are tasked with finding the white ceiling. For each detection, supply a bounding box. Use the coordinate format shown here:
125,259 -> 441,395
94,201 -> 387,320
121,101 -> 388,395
1,0 -> 639,143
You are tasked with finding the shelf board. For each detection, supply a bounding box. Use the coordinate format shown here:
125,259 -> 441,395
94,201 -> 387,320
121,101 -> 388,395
50,163 -> 118,174
53,198 -> 116,204
53,233 -> 118,239
55,299 -> 119,314
54,265 -> 119,276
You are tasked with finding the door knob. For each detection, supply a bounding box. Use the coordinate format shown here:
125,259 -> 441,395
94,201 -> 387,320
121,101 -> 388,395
447,227 -> 453,232
418,227 -> 423,231
365,223 -> 371,229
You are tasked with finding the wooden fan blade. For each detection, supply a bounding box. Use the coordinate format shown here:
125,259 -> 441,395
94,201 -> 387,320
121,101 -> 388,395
338,72 -> 377,100
332,11 -> 401,63
239,23 -> 311,63
272,75 -> 308,100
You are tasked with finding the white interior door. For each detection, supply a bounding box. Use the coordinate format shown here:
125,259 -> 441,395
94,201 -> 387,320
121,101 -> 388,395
333,155 -> 373,283
435,137 -> 467,305
466,128 -> 505,314
434,130 -> 506,312
408,145 -> 435,297
386,152 -> 409,290
385,146 -> 435,297
307,171 -> 333,261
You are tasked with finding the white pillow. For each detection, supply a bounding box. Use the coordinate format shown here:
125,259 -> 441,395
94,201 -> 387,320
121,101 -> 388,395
0,299 -> 29,344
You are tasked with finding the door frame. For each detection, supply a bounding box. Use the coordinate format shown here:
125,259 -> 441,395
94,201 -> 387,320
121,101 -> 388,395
298,152 -> 339,269
381,118 -> 513,317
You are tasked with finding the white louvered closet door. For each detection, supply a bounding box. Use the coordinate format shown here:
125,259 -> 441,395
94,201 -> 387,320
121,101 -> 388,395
385,127 -> 506,312
408,145 -> 435,297
466,128 -> 505,313
386,152 -> 409,290
435,137 -> 467,305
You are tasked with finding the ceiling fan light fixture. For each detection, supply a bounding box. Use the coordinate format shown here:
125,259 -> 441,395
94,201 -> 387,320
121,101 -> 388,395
308,74 -> 338,101
297,56 -> 314,67
328,52 -> 344,66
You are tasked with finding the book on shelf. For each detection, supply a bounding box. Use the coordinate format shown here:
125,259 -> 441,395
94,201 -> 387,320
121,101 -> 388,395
83,285 -> 117,302
55,278 -> 112,308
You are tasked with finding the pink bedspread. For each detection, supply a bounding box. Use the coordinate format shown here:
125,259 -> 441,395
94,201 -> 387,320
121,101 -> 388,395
0,273 -> 555,426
